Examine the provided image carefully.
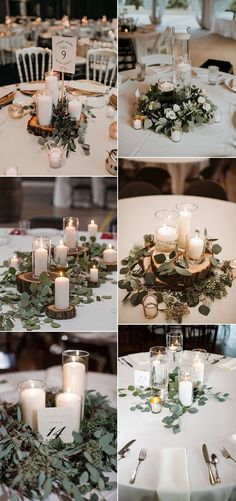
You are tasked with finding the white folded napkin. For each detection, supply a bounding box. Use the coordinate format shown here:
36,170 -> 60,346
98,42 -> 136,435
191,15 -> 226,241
66,81 -> 107,93
218,358 -> 236,370
19,82 -> 45,92
156,448 -> 190,501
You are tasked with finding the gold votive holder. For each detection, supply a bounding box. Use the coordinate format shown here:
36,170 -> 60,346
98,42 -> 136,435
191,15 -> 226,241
142,294 -> 158,319
150,396 -> 163,414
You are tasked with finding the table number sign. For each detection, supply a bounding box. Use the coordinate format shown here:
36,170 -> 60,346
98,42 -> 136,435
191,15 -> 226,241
134,369 -> 150,388
37,407 -> 79,443
52,36 -> 76,74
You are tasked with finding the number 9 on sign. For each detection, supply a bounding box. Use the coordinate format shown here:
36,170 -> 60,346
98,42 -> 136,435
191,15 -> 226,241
61,50 -> 66,59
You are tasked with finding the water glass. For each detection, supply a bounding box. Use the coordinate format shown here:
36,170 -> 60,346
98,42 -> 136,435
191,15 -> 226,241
208,65 -> 219,85
136,63 -> 146,82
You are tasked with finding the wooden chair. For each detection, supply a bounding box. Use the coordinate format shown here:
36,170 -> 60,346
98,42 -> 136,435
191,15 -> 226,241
118,37 -> 136,71
119,181 -> 161,199
86,48 -> 117,86
16,47 -> 52,82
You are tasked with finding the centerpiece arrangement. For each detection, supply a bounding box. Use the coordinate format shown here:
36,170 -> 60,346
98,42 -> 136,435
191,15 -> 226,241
0,350 -> 117,500
119,203 -> 234,322
119,333 -> 229,434
0,219 -> 117,331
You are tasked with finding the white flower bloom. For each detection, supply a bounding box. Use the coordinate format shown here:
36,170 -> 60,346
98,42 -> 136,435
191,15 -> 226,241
202,89 -> 207,96
203,103 -> 211,111
148,101 -> 154,110
173,104 -> 180,112
198,96 -> 205,104
166,111 -> 177,120
164,107 -> 171,115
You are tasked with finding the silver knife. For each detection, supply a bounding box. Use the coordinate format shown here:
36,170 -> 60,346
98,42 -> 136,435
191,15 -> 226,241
202,444 -> 216,485
118,439 -> 136,456
212,356 -> 227,365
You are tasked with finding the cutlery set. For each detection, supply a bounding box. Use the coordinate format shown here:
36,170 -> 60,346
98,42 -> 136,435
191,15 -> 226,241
118,440 -> 147,484
202,444 -> 236,485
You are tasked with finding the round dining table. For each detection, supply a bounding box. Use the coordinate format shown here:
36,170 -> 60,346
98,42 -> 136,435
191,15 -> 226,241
118,351 -> 236,501
119,195 -> 236,325
0,230 -> 117,332
119,28 -> 159,61
0,82 -> 117,176
119,67 -> 236,157
0,367 -> 117,501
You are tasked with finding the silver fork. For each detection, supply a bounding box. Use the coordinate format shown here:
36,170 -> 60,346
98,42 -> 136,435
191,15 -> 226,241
130,448 -> 147,484
221,447 -> 236,463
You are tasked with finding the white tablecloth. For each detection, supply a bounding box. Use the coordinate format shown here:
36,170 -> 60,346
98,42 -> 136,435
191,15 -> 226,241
0,83 -> 116,176
119,195 -> 236,325
0,231 -> 117,331
118,352 -> 236,501
0,368 -> 117,501
119,29 -> 158,61
212,15 -> 236,40
119,68 -> 236,157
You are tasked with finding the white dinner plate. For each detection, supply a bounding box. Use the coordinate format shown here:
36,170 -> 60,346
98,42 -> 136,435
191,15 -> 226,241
0,86 -> 13,99
225,77 -> 236,93
87,96 -> 106,108
18,82 -> 46,92
28,228 -> 61,237
66,80 -> 107,94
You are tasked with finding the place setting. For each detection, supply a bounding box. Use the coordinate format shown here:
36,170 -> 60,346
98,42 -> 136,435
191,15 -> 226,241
118,324 -> 236,500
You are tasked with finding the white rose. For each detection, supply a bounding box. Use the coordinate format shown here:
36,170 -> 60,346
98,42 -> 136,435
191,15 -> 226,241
166,111 -> 177,120
203,103 -> 211,111
198,96 -> 205,104
164,107 -> 171,115
149,102 -> 154,110
173,104 -> 180,112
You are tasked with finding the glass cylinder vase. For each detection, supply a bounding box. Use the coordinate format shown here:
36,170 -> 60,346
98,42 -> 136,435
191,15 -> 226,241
36,88 -> 53,127
174,56 -> 192,96
166,331 -> 183,373
176,203 -> 198,251
18,379 -> 46,432
155,210 -> 179,256
178,365 -> 193,407
62,350 -> 89,418
192,349 -> 207,387
63,217 -> 79,250
32,236 -> 51,278
186,230 -> 206,264
150,346 -> 168,397
172,26 -> 191,60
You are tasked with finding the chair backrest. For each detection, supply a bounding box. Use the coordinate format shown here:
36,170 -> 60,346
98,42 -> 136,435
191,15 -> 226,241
86,48 -> 117,86
16,47 -> 52,82
140,53 -> 172,66
184,180 -> 228,200
157,26 -> 172,54
119,181 -> 160,199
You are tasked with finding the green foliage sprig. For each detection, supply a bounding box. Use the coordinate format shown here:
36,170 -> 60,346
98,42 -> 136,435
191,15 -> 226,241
0,390 -> 116,501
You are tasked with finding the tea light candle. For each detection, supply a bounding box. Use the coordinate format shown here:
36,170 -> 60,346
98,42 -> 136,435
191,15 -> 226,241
169,343 -> 179,352
178,207 -> 191,249
133,118 -> 142,129
20,383 -> 45,432
159,81 -> 174,92
214,109 -> 221,123
171,129 -> 181,142
90,265 -> 99,282
64,220 -> 77,249
56,392 -> 82,432
37,91 -> 52,127
157,225 -> 178,242
178,377 -> 193,407
35,245 -> 48,276
45,71 -> 59,106
88,219 -> 98,238
47,147 -> 63,168
107,105 -> 115,118
103,244 -> 117,263
63,358 -> 86,398
9,254 -> 19,268
55,240 -> 68,266
68,99 -> 82,121
188,231 -> 204,260
192,359 -> 204,385
55,274 -> 69,310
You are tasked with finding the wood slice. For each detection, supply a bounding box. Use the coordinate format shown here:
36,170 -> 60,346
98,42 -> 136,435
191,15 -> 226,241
27,115 -> 54,137
143,247 -> 212,290
87,279 -> 101,288
46,304 -> 76,320
16,271 -> 60,294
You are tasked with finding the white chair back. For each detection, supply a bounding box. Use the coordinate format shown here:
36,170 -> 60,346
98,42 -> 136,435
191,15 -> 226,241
156,26 -> 172,54
86,48 -> 117,86
16,47 -> 52,82
140,53 -> 173,66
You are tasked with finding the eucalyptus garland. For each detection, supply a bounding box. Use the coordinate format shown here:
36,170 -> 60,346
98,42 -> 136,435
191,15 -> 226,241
136,84 -> 217,137
119,233 -> 234,323
0,390 -> 116,501
118,382 -> 229,434
0,236 -> 116,331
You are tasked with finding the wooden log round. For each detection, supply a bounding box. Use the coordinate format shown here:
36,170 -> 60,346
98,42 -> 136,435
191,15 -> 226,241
142,247 -> 212,290
16,271 -> 60,294
46,304 -> 76,320
87,279 -> 101,288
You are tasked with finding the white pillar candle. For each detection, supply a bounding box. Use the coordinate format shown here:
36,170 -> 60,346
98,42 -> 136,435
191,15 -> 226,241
20,385 -> 45,432
171,129 -> 181,142
157,225 -> 178,242
178,379 -> 193,407
188,234 -> 204,260
177,62 -> 191,82
107,105 -> 115,118
133,118 -> 142,129
35,246 -> 48,276
55,275 -> 69,310
56,392 -> 82,432
103,245 -> 117,263
37,92 -> 52,127
45,73 -> 59,106
88,219 -> 98,238
68,99 -> 82,121
10,254 -> 19,268
159,81 -> 174,92
63,359 -> 86,398
178,208 -> 191,249
64,223 -> 77,249
153,359 -> 166,384
90,265 -> 98,282
192,360 -> 204,385
55,240 -> 68,266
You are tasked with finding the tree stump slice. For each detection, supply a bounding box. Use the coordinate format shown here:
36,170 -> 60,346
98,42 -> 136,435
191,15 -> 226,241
87,279 -> 101,288
142,247 -> 212,290
16,272 -> 60,294
27,112 -> 87,138
46,304 -> 76,320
